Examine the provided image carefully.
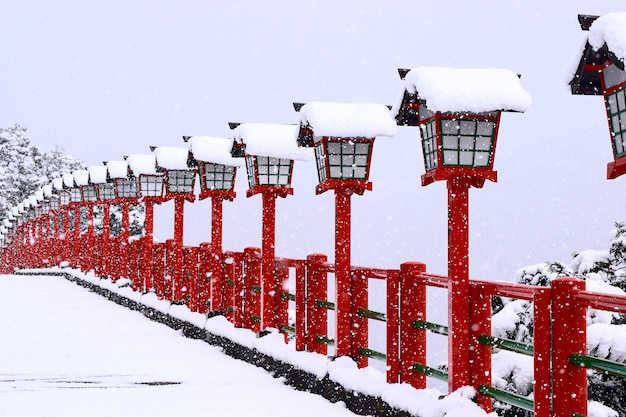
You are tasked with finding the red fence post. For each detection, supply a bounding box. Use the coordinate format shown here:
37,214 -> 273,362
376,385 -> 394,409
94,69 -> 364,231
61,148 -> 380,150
533,287 -> 552,417
352,268 -> 369,368
275,261 -> 290,338
153,242 -> 165,298
198,242 -> 212,313
306,254 -> 328,355
399,261 -> 427,389
243,247 -> 262,333
182,246 -> 199,312
295,261 -> 306,351
551,277 -> 587,417
386,269 -> 400,383
165,239 -> 175,301
469,282 -> 492,411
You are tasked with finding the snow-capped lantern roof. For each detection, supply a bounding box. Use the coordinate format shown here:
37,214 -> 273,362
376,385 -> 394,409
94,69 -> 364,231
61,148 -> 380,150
11,207 -> 18,217
88,165 -> 108,184
569,13 -> 626,96
34,189 -> 44,201
125,154 -> 157,176
296,102 -> 397,139
230,122 -> 312,161
28,195 -> 38,207
186,136 -> 244,167
568,13 -> 626,180
151,146 -> 192,171
72,170 -> 89,187
393,67 -> 531,119
52,177 -> 64,191
62,173 -> 74,189
393,67 -> 530,187
107,160 -> 129,179
42,184 -> 52,198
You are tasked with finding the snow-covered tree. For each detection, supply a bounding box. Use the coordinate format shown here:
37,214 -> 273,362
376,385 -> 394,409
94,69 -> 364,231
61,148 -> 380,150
491,223 -> 626,417
0,125 -> 83,215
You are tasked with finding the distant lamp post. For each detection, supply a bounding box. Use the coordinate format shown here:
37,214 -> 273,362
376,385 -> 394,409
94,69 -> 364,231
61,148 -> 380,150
125,154 -> 165,292
394,67 -> 530,393
73,169 -> 95,270
108,160 -> 138,280
185,135 -> 244,313
230,122 -> 309,331
150,146 -> 196,303
568,13 -> 626,179
88,164 -> 114,276
294,101 -> 396,364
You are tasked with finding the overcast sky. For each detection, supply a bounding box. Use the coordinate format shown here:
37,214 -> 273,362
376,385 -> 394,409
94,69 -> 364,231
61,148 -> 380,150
1,1 -> 624,287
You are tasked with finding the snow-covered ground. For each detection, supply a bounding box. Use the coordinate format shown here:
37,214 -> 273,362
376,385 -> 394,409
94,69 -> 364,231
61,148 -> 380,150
0,272 -> 492,417
0,274 -> 361,417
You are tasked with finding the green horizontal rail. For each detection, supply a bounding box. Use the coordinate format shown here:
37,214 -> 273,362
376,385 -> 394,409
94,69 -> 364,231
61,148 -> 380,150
570,353 -> 626,377
281,292 -> 296,301
478,385 -> 534,412
412,362 -> 448,382
357,308 -> 386,322
315,300 -> 335,310
479,335 -> 534,356
251,315 -> 261,323
412,319 -> 449,336
279,324 -> 295,334
226,306 -> 235,313
316,335 -> 335,346
251,285 -> 262,294
226,280 -> 235,287
358,347 -> 386,361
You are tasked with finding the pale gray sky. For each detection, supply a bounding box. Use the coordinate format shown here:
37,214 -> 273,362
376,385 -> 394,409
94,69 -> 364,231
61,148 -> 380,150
1,1 -> 623,289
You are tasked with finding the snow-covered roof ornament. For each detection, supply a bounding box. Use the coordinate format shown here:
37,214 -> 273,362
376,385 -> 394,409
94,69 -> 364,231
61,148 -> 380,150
51,177 -> 63,191
62,173 -> 74,189
107,160 -> 130,179
150,146 -> 193,171
88,165 -> 108,184
230,122 -> 312,161
569,13 -> 626,95
295,102 -> 397,141
185,136 -> 244,167
393,67 -> 531,121
72,170 -> 89,187
125,154 -> 157,176
42,184 -> 52,198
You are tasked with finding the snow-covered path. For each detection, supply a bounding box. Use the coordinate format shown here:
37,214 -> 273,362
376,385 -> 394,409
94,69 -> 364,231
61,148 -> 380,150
0,274 -> 359,417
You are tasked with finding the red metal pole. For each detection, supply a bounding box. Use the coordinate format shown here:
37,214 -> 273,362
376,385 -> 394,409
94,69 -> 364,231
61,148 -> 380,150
551,277 -> 587,417
101,204 -> 110,277
399,261 -> 427,388
211,196 -> 224,312
86,204 -> 94,271
261,191 -> 277,330
120,202 -> 130,279
173,198 -> 184,301
335,186 -> 352,359
142,201 -> 154,292
447,176 -> 471,391
73,206 -> 81,267
533,288 -> 552,417
469,282 -> 492,411
306,253 -> 328,355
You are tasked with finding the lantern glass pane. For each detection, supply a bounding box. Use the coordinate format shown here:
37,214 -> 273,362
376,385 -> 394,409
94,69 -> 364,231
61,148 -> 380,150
314,143 -> 327,182
420,120 -> 438,171
60,192 -> 70,206
167,170 -> 195,194
602,64 -> 626,90
140,175 -> 164,197
605,88 -> 626,158
42,202 -> 51,214
97,183 -> 116,201
116,179 -> 138,198
256,156 -> 292,186
201,163 -> 235,191
82,186 -> 98,202
50,197 -> 60,211
325,139 -> 371,180
245,156 -> 257,188
70,188 -> 82,203
439,118 -> 495,168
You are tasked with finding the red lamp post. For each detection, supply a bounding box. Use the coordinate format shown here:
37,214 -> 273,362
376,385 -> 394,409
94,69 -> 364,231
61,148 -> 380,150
125,154 -> 165,293
109,161 -> 139,280
569,13 -> 626,179
294,101 -> 396,365
394,67 -> 531,392
229,122 -> 309,331
150,146 -> 196,303
184,135 -> 243,313
87,165 -> 115,276
73,169 -> 97,271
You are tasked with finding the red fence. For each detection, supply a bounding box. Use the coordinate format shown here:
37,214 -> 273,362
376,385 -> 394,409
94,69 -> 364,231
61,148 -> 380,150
4,211 -> 626,417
